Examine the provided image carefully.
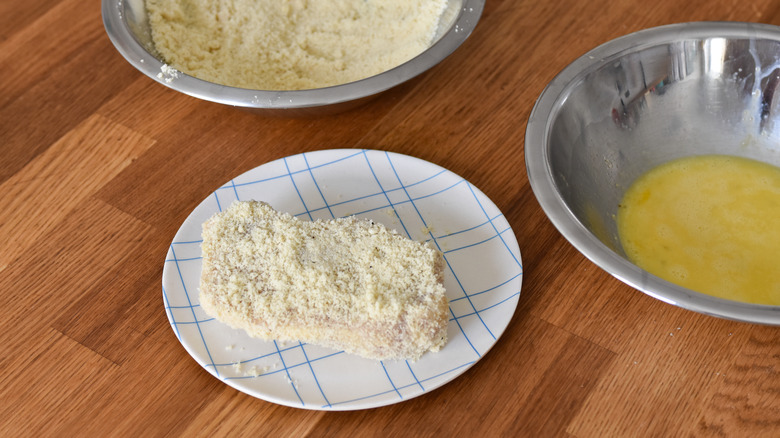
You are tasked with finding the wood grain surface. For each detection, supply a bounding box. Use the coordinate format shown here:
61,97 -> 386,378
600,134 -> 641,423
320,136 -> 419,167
2,0 -> 779,436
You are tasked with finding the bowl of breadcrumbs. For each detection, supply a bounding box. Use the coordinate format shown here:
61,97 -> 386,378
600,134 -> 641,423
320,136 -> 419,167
102,0 -> 484,115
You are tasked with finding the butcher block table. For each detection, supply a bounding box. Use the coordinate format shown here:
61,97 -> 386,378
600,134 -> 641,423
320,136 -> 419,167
2,0 -> 779,436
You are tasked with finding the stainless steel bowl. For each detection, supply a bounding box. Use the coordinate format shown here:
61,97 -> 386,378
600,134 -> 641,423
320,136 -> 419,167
101,0 -> 483,116
525,22 -> 780,325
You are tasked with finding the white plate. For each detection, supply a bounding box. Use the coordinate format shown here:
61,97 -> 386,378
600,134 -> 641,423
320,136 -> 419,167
162,149 -> 522,410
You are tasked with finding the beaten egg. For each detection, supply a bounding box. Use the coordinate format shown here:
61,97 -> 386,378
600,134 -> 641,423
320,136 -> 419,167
617,154 -> 780,305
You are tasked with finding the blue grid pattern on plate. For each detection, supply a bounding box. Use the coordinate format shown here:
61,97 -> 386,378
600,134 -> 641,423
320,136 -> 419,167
162,149 -> 522,410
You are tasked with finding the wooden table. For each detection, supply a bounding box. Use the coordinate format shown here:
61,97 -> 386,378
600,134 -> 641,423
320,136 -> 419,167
2,0 -> 779,436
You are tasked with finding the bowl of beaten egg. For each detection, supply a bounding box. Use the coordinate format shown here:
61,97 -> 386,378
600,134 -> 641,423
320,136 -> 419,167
102,0 -> 484,116
525,22 -> 780,325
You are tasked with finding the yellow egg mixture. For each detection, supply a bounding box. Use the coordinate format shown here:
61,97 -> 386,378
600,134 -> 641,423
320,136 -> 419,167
617,154 -> 780,305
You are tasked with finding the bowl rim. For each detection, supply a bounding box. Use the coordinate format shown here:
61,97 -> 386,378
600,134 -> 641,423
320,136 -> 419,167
101,0 -> 485,110
525,21 -> 780,325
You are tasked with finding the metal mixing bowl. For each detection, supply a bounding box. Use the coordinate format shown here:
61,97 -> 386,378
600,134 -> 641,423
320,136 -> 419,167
101,0 -> 483,116
525,22 -> 780,325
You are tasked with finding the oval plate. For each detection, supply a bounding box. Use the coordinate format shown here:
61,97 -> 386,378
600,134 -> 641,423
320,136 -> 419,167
162,149 -> 522,410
